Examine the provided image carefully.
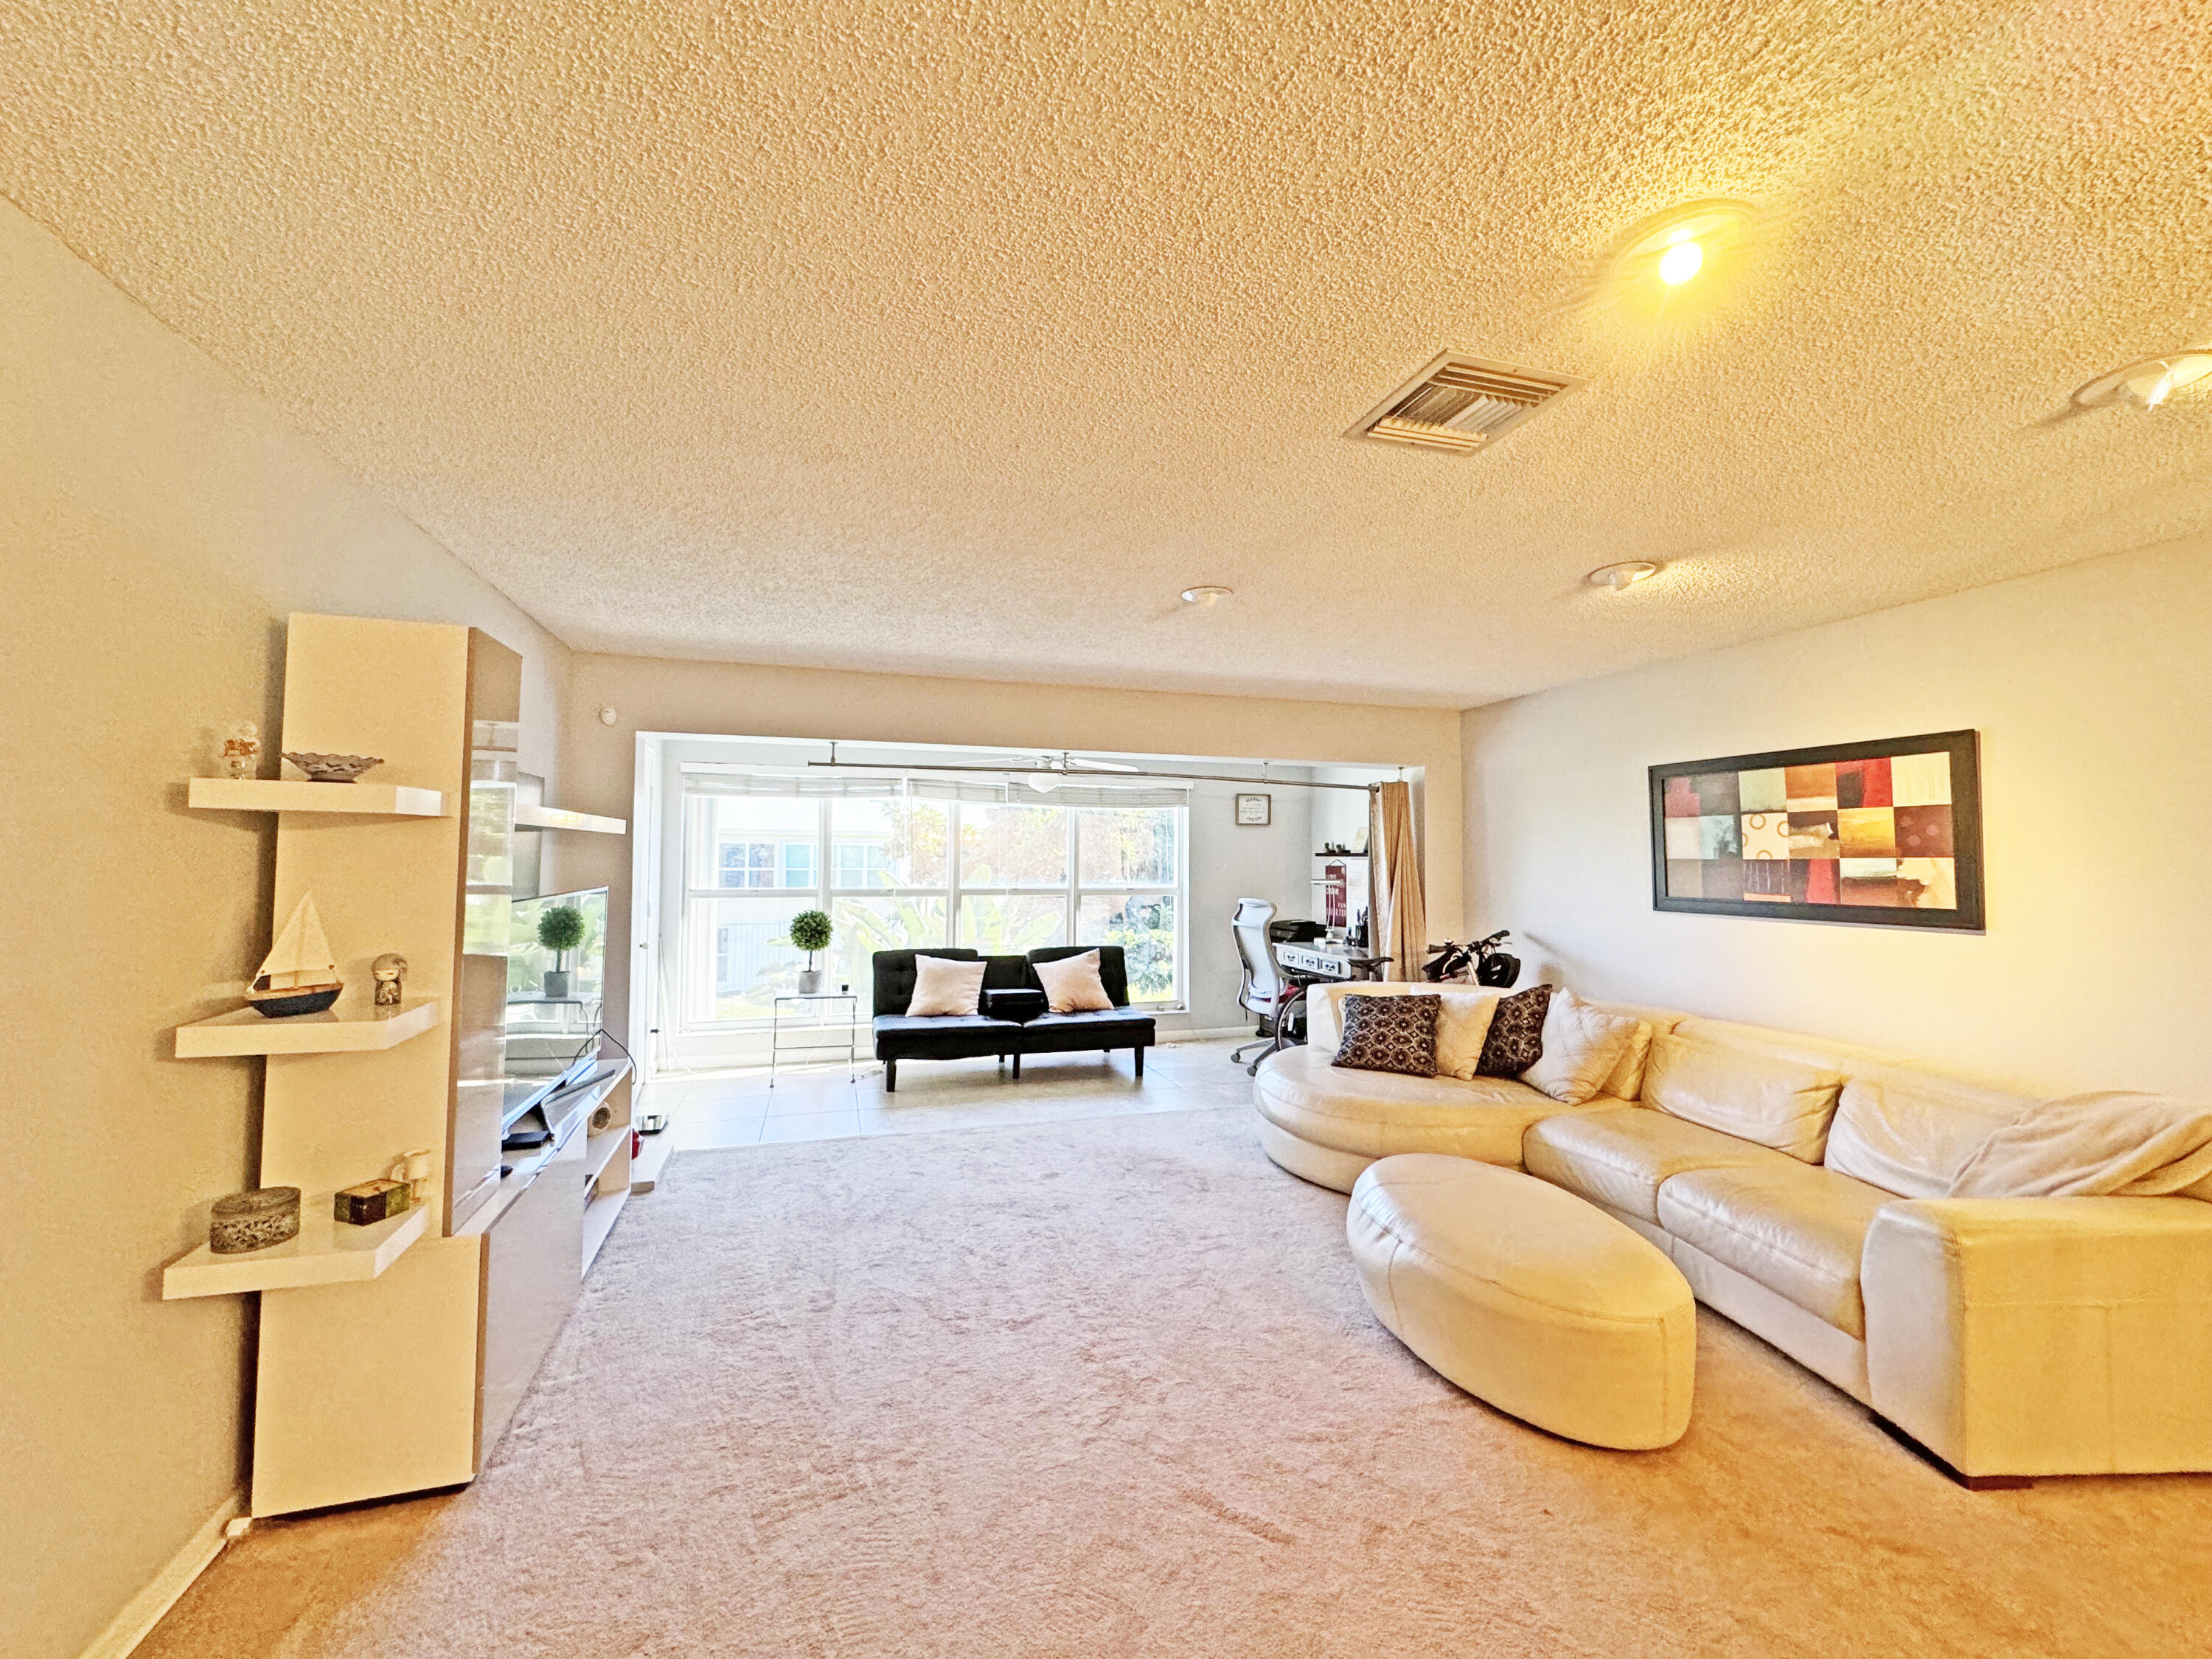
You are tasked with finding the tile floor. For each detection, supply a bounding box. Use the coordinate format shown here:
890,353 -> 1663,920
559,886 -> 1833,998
647,1035 -> 1262,1150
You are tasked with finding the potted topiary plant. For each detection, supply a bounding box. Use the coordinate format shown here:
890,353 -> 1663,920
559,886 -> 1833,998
537,904 -> 587,998
788,908 -> 832,995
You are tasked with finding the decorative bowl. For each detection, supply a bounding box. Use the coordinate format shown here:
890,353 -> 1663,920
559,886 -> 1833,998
282,751 -> 383,783
210,1186 -> 302,1254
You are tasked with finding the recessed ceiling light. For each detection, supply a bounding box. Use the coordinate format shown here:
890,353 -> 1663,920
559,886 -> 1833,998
1180,585 -> 1233,607
1587,560 -> 1660,591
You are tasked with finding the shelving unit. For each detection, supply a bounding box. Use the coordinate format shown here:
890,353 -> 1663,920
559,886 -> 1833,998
163,1203 -> 427,1300
175,996 -> 440,1058
582,1185 -> 628,1271
188,778 -> 446,816
164,613 -> 638,1520
583,1126 -> 630,1188
515,802 -> 626,835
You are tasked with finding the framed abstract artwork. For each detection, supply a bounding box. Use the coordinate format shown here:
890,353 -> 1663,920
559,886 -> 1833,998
1649,729 -> 1983,931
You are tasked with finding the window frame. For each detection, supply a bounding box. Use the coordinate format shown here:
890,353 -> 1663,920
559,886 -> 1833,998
678,786 -> 1188,1031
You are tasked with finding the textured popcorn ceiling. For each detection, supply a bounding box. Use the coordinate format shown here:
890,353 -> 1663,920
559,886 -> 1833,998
4,2 -> 2208,706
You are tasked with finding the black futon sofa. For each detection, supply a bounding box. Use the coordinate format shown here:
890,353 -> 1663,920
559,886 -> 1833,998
871,945 -> 1156,1091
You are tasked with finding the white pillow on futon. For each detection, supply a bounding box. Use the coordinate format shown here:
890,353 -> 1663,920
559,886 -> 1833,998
1034,950 -> 1116,1014
907,956 -> 986,1018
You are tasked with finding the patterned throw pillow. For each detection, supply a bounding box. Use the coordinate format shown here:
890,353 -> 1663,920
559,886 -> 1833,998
1475,984 -> 1554,1077
1332,993 -> 1441,1077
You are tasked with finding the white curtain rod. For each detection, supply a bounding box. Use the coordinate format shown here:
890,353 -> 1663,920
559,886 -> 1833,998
803,757 -> 1384,793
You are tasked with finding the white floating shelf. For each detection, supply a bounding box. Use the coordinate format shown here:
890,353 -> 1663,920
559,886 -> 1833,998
515,803 -> 626,835
175,996 -> 442,1058
188,778 -> 447,817
162,1200 -> 428,1300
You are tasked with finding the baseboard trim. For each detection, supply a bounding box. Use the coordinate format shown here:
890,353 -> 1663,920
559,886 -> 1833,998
78,1487 -> 245,1659
1161,1028 -> 1251,1043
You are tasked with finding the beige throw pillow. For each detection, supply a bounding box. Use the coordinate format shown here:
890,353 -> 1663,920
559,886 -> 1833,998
906,955 -> 986,1018
1432,989 -> 1500,1081
1520,989 -> 1641,1106
1034,950 -> 1115,1014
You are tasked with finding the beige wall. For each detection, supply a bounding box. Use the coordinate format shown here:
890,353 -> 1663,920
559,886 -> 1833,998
554,654 -> 1465,1050
0,200 -> 569,1658
1461,535 -> 2212,1096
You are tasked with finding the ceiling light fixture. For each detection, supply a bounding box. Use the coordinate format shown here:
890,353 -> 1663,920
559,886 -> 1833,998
2072,349 -> 2212,414
2121,354 -> 2210,410
1180,585 -> 1233,607
1658,237 -> 1705,285
1587,560 -> 1661,591
1610,199 -> 1757,297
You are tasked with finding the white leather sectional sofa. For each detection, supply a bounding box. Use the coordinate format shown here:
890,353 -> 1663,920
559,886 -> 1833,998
1254,983 -> 2212,1481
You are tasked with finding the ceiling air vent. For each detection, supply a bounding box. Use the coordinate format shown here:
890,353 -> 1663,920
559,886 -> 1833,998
1346,352 -> 1584,454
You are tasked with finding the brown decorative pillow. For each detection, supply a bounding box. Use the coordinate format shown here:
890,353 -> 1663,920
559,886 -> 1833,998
1332,993 -> 1441,1078
1475,984 -> 1554,1077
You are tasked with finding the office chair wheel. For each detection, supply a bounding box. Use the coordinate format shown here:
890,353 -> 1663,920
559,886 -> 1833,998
1230,1036 -> 1276,1068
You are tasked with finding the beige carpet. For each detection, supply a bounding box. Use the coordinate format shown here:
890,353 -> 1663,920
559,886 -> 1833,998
145,1107 -> 2212,1658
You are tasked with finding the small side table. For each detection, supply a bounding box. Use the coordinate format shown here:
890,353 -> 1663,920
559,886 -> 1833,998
770,993 -> 860,1087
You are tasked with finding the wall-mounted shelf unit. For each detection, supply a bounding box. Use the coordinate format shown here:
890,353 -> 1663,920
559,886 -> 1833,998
514,802 -> 626,835
162,1203 -> 427,1300
164,614 -> 635,1520
175,997 -> 441,1058
188,778 -> 447,816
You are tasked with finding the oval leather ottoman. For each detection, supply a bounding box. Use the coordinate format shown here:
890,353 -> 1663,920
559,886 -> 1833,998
1347,1153 -> 1697,1450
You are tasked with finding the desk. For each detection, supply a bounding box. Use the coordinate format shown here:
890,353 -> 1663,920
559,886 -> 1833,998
1261,944 -> 1391,1066
1274,942 -> 1390,982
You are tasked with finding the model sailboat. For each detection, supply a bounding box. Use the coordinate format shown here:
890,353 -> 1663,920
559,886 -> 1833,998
247,894 -> 346,1017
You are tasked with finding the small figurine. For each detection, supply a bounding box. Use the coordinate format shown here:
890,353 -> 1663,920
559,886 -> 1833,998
388,1147 -> 437,1206
222,722 -> 261,780
371,952 -> 408,1009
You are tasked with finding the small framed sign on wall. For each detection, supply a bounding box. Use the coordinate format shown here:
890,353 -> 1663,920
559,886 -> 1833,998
1650,728 -> 1984,931
1234,793 -> 1271,827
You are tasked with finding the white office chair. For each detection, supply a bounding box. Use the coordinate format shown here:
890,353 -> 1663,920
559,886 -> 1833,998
1231,897 -> 1301,1073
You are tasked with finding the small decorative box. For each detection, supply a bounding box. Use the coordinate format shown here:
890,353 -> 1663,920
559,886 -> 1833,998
333,1178 -> 414,1227
210,1187 -> 302,1254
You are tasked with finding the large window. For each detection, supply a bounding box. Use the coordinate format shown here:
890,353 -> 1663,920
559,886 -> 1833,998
679,785 -> 1184,1025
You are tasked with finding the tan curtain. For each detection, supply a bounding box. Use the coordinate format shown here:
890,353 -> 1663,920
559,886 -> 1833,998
1369,781 -> 1427,984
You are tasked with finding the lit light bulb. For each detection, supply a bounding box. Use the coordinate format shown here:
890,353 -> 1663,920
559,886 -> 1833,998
1658,240 -> 1704,285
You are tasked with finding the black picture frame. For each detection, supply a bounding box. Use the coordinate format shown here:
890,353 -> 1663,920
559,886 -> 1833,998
1649,728 -> 1983,931
1234,793 -> 1271,827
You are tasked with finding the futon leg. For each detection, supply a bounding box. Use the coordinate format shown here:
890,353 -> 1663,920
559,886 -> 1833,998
1012,1051 -> 1022,1081
1133,1046 -> 1145,1079
885,1059 -> 897,1093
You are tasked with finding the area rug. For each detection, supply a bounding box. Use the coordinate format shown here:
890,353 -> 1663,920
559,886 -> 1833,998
145,1107 -> 2212,1658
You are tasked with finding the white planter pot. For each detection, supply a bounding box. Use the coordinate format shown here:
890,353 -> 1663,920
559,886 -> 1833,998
797,969 -> 825,995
